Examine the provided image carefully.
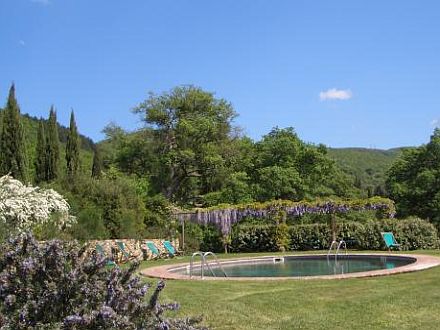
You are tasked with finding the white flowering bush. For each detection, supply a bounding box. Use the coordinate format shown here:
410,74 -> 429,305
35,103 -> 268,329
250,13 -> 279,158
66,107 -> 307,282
0,175 -> 75,233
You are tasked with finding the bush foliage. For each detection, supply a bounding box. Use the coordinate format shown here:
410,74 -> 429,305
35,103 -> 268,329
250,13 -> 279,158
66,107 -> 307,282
227,217 -> 438,252
0,234 -> 205,329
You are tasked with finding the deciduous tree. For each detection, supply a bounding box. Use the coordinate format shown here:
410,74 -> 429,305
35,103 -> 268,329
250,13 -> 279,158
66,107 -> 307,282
134,86 -> 236,201
387,128 -> 440,228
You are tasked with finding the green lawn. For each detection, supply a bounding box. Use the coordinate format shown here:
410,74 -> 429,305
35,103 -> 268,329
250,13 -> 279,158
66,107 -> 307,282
140,251 -> 440,330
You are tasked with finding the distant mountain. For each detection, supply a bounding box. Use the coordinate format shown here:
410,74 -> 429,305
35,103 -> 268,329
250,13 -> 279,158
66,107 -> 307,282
327,147 -> 407,192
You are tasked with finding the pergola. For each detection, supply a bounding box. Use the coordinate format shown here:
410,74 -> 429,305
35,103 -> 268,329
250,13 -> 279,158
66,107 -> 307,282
175,197 -> 396,251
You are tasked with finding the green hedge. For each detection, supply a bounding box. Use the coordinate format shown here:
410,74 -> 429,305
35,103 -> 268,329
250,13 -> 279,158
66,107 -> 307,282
231,225 -> 280,252
228,217 -> 439,252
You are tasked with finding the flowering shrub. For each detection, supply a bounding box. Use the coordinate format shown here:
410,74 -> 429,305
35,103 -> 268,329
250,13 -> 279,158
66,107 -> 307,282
0,175 -> 75,232
0,234 -> 206,329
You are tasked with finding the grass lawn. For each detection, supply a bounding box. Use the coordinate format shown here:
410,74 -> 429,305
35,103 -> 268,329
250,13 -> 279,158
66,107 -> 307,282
139,250 -> 440,330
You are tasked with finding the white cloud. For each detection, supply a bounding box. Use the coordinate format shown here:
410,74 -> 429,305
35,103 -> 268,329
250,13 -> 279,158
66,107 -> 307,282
19,40 -> 25,46
430,119 -> 439,127
319,88 -> 352,101
31,0 -> 50,5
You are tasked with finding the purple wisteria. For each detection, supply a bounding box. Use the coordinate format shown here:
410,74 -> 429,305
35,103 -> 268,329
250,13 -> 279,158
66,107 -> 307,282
177,197 -> 396,235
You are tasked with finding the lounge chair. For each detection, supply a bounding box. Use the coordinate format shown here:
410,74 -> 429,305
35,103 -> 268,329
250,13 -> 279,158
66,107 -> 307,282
162,240 -> 182,257
95,244 -> 116,266
144,241 -> 162,259
116,241 -> 133,262
381,232 -> 401,251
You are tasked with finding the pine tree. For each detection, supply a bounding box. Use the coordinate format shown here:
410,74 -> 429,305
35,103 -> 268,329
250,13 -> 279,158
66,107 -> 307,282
46,107 -> 60,181
0,84 -> 27,181
91,146 -> 102,179
34,120 -> 47,183
66,110 -> 80,177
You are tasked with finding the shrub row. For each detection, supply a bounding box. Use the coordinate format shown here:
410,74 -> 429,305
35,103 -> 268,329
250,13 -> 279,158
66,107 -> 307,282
229,217 -> 439,252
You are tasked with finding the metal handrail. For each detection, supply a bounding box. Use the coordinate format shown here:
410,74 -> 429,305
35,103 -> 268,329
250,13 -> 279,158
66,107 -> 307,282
189,251 -> 228,279
335,240 -> 347,261
327,240 -> 348,260
327,240 -> 338,258
190,252 -> 205,279
203,252 -> 228,278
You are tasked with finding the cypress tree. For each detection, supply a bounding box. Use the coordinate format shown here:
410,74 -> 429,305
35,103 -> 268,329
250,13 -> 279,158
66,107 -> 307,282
66,110 -> 80,177
34,120 -> 47,183
0,108 -> 3,134
46,107 -> 60,181
0,84 -> 27,181
91,146 -> 102,179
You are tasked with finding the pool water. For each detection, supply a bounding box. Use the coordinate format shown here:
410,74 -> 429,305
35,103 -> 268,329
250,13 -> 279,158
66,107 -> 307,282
181,255 -> 416,277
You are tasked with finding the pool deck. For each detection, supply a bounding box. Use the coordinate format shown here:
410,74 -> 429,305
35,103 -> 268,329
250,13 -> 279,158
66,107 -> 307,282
140,253 -> 440,281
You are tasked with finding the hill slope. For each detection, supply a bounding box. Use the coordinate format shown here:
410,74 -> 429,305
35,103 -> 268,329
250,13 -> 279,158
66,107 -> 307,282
328,147 -> 404,191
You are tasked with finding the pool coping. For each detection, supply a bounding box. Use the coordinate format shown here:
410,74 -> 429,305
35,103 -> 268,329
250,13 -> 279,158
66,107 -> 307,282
140,253 -> 440,281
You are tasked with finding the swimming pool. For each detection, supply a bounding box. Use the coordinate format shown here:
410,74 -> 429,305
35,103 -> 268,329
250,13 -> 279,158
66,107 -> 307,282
141,253 -> 440,280
176,255 -> 416,278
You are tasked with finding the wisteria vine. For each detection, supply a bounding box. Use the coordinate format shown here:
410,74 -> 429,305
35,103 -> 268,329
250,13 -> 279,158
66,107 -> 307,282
176,197 -> 396,235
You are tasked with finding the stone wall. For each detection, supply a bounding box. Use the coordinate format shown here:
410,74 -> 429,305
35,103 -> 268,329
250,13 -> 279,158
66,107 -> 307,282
88,238 -> 180,263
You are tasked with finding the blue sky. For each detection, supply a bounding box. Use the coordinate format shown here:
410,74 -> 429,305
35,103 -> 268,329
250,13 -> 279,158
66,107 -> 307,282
1,0 -> 440,148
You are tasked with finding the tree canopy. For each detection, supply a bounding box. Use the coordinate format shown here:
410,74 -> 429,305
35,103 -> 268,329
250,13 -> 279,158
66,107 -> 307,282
133,85 -> 237,201
387,128 -> 440,227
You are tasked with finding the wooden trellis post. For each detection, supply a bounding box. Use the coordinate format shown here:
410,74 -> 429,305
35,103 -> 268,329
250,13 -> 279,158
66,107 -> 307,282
331,214 -> 337,242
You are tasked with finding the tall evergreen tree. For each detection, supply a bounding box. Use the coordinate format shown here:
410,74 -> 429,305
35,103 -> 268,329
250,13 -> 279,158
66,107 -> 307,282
0,107 -> 3,134
66,110 -> 80,177
46,107 -> 60,181
34,120 -> 47,183
91,145 -> 102,179
0,84 -> 27,181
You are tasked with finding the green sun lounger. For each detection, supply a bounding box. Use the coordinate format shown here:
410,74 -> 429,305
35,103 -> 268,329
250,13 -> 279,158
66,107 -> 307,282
96,244 -> 116,266
145,241 -> 162,258
162,240 -> 181,257
381,232 -> 401,251
116,241 -> 131,261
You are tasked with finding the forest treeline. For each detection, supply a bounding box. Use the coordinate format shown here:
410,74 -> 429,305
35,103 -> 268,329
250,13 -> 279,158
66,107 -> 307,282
1,84 -> 439,239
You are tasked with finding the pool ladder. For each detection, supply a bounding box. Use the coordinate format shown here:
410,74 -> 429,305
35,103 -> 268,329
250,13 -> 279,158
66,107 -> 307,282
327,240 -> 347,261
189,251 -> 228,279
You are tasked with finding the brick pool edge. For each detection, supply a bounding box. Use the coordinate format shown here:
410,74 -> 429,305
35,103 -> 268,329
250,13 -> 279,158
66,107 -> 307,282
140,253 -> 440,281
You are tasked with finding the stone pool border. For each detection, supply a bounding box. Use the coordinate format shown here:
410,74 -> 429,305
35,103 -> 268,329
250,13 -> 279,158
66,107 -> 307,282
140,253 -> 440,281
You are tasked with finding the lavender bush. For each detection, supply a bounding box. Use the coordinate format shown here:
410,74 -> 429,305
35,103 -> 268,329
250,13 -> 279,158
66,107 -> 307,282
0,234 -> 206,329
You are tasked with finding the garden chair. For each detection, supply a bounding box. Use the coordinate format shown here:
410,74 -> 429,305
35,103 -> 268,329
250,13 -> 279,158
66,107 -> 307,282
95,244 -> 117,267
144,241 -> 163,259
162,240 -> 182,257
116,241 -> 136,262
381,232 -> 400,251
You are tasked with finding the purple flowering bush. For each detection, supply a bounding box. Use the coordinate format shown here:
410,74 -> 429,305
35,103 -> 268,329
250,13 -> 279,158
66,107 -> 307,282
0,234 -> 206,329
